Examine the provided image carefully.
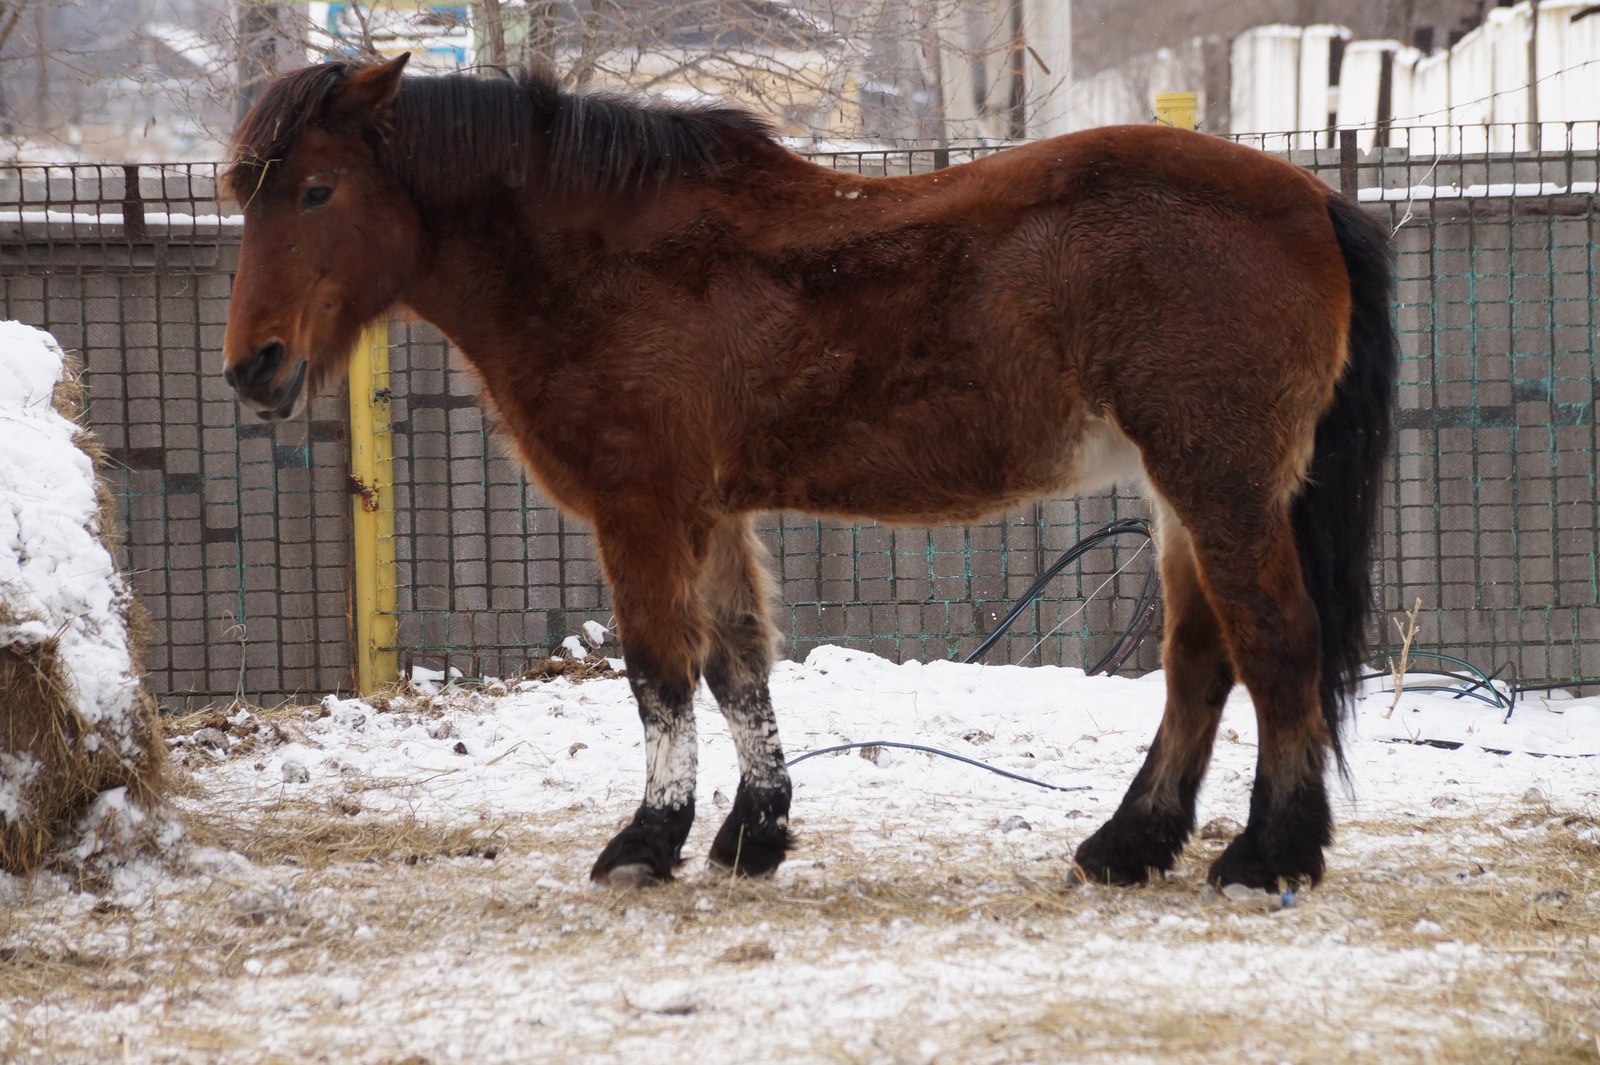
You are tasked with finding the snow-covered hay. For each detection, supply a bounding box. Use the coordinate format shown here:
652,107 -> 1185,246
0,321 -> 163,874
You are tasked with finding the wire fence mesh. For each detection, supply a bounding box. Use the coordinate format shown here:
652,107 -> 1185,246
1,164 -> 353,704
1,123 -> 1596,705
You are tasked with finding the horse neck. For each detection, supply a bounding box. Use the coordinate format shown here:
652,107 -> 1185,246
393,172 -> 667,382
399,135 -> 812,360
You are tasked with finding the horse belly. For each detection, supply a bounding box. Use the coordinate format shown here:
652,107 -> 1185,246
779,413 -> 1144,525
1056,417 -> 1147,497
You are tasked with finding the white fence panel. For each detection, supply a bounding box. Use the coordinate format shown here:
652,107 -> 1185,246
1537,0 -> 1600,149
1231,25 -> 1302,135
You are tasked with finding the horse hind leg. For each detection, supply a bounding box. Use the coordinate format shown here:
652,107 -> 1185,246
588,518 -> 709,887
1193,513 -> 1333,891
699,517 -> 793,876
1074,504 -> 1234,884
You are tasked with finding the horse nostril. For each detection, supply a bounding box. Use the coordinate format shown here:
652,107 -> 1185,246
231,340 -> 286,391
253,340 -> 285,383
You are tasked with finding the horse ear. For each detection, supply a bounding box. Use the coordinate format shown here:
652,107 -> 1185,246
330,53 -> 410,121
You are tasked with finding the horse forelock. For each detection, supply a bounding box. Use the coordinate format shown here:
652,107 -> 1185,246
226,62 -> 356,200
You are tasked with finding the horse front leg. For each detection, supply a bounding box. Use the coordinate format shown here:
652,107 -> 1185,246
700,518 -> 792,876
589,520 -> 708,887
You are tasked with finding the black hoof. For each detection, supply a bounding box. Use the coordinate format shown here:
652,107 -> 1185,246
1207,828 -> 1325,892
590,803 -> 694,886
708,782 -> 792,877
1210,775 -> 1333,891
1073,810 -> 1190,886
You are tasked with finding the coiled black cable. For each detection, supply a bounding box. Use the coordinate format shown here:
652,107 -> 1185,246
962,517 -> 1158,671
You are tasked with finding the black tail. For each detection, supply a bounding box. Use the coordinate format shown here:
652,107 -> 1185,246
1295,193 -> 1398,774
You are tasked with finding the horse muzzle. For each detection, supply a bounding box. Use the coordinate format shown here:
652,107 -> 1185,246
225,340 -> 309,421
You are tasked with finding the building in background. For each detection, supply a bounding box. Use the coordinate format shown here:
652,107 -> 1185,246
1072,0 -> 1493,85
1066,0 -> 1600,149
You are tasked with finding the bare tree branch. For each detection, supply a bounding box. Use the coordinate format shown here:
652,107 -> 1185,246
0,0 -> 1073,160
343,1 -> 380,59
0,0 -> 30,57
478,0 -> 507,68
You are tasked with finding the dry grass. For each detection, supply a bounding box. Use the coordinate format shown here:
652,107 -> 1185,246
163,798 -> 1600,952
182,797 -> 513,870
3,800 -> 1597,1063
0,635 -> 162,875
0,639 -> 73,871
1347,810 -> 1600,948
163,697 -> 325,748
0,801 -> 528,1006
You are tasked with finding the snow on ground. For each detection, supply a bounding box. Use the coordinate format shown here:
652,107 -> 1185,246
2,646 -> 1597,1063
1357,180 -> 1600,202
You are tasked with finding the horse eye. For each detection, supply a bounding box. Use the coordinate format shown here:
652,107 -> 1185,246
302,186 -> 333,208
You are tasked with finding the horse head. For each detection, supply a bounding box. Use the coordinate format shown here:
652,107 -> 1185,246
222,54 -> 421,420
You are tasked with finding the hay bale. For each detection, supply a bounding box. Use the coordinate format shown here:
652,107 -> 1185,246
0,321 -> 164,875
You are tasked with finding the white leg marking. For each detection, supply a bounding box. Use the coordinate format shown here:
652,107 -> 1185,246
642,693 -> 698,810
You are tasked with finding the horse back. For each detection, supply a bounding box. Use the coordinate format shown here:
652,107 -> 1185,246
439,125 -> 1357,527
685,126 -> 1353,520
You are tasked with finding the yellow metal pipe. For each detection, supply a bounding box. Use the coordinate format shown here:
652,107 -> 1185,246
1154,92 -> 1199,131
348,319 -> 399,692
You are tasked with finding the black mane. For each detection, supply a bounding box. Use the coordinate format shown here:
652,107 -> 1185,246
229,62 -> 779,202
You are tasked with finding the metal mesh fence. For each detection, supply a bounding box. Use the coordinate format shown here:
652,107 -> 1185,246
2,124 -> 1597,705
0,164 -> 354,705
1263,124 -> 1600,688
387,321 -> 606,679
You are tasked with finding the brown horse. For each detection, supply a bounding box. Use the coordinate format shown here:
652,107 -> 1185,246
223,56 -> 1396,892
